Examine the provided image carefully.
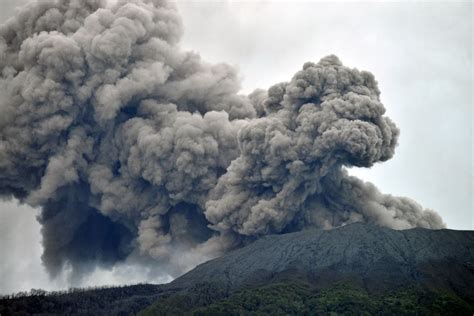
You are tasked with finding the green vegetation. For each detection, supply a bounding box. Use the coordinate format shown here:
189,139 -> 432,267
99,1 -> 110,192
140,281 -> 474,316
2,281 -> 472,315
0,284 -> 163,316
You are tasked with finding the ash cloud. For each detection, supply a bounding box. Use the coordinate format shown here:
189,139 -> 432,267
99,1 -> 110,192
0,0 -> 444,280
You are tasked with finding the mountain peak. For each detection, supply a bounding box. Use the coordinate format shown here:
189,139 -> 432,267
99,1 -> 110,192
169,223 -> 474,295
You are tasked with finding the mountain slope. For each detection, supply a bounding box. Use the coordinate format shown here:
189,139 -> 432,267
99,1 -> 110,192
2,223 -> 473,315
138,223 -> 474,315
169,222 -> 474,295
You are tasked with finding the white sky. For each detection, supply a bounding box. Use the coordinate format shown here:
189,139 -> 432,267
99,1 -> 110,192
0,0 -> 472,294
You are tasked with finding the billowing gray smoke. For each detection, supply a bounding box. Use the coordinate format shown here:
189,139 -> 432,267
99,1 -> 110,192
0,0 -> 444,280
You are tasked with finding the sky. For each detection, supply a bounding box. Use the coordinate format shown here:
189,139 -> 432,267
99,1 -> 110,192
0,0 -> 472,294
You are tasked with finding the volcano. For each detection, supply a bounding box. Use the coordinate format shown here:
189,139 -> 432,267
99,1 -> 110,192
2,223 -> 473,315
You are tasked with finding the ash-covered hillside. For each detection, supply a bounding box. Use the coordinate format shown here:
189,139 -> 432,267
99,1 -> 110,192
3,223 -> 473,315
168,222 -> 474,294
143,223 -> 474,315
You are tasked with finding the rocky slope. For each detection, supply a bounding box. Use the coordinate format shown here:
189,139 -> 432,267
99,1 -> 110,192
169,222 -> 474,296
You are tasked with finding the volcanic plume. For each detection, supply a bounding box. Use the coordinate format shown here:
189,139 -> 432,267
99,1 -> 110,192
0,0 -> 444,280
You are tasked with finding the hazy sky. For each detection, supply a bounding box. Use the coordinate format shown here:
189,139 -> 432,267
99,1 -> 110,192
0,0 -> 472,294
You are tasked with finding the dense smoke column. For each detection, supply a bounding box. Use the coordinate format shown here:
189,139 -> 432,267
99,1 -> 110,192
205,56 -> 443,235
0,0 -> 444,280
0,0 -> 254,277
